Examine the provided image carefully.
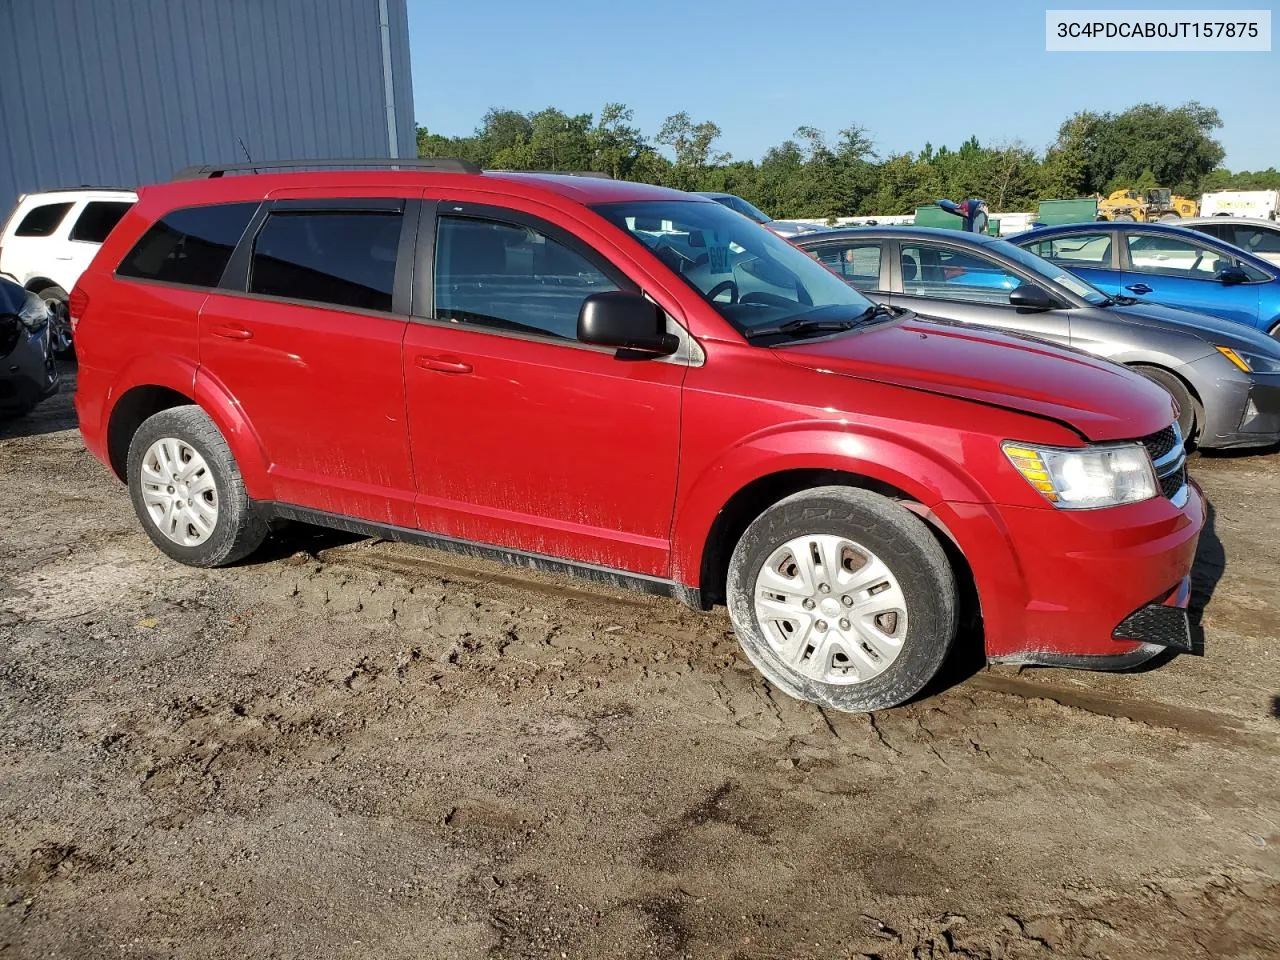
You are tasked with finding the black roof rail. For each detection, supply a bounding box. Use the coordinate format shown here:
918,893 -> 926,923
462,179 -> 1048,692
487,169 -> 614,179
171,157 -> 482,180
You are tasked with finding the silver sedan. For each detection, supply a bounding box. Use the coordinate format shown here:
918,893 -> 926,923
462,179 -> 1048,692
793,226 -> 1280,450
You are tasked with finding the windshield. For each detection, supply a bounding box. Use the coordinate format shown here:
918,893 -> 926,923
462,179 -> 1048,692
991,237 -> 1110,305
591,200 -> 874,335
725,195 -> 772,224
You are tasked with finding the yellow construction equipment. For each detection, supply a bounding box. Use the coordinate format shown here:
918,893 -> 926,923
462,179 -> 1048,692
1095,188 -> 1200,222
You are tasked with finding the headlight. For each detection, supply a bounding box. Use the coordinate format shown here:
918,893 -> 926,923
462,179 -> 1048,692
1216,345 -> 1280,374
18,292 -> 49,331
1002,441 -> 1157,509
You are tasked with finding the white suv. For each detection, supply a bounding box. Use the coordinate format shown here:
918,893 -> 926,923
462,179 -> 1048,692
0,189 -> 137,354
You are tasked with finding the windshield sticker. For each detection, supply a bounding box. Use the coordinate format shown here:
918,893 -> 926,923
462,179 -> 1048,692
708,245 -> 731,274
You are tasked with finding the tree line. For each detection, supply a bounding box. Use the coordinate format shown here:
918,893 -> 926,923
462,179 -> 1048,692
417,101 -> 1280,222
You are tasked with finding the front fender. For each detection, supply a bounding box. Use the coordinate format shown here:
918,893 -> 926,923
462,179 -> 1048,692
670,421 -> 994,587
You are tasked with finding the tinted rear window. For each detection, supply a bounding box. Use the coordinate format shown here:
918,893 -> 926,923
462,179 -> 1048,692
248,210 -> 402,312
117,202 -> 258,287
70,201 -> 134,243
15,202 -> 73,237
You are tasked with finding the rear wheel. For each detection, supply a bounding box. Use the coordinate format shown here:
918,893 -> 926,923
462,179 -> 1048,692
34,285 -> 73,357
1133,365 -> 1197,444
126,405 -> 268,566
726,486 -> 958,713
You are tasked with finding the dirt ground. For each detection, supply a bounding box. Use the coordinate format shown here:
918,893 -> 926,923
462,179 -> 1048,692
2,365 -> 1278,960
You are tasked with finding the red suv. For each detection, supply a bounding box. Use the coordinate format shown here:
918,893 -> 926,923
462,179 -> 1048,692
73,159 -> 1203,713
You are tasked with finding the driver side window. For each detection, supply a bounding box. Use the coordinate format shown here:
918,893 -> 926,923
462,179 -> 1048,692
1125,234 -> 1234,280
434,215 -> 618,340
898,243 -> 1023,305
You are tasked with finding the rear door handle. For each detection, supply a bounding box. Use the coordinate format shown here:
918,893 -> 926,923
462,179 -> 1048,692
1125,283 -> 1152,294
210,323 -> 254,340
416,354 -> 472,374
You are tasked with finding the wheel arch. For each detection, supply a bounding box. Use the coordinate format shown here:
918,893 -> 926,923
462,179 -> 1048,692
24,276 -> 62,295
104,370 -> 272,497
1127,361 -> 1204,439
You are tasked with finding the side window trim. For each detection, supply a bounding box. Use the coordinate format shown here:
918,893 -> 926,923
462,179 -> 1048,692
221,198 -> 420,316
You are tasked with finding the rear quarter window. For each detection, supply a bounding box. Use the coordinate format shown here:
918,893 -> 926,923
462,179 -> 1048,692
70,201 -> 134,244
117,202 -> 259,287
14,202 -> 74,237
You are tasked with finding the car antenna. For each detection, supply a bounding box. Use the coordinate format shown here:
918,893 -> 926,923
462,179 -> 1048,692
238,137 -> 259,173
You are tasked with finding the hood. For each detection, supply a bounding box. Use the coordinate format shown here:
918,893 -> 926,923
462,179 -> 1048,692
1108,300 -> 1280,356
776,315 -> 1174,441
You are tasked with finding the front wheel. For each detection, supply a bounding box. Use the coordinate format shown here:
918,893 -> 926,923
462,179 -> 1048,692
35,285 -> 73,357
1133,365 -> 1197,445
126,405 -> 268,567
726,486 -> 958,713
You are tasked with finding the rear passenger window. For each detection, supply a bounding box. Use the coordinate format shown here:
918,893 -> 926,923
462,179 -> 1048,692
807,241 -> 883,291
70,201 -> 134,243
434,216 -> 618,339
249,210 -> 402,312
15,202 -> 73,237
118,202 -> 258,287
1025,233 -> 1114,266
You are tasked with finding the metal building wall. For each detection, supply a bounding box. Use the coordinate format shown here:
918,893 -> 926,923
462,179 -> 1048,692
0,0 -> 416,207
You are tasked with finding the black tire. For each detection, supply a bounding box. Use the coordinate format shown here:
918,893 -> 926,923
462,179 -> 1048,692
726,486 -> 958,713
34,285 -> 73,358
1133,365 -> 1197,444
126,405 -> 268,567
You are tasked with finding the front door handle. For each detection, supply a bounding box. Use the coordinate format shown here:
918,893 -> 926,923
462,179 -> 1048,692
1125,283 -> 1153,294
210,323 -> 254,340
416,354 -> 472,374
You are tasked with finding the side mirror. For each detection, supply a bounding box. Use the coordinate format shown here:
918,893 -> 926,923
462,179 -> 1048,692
1218,266 -> 1249,286
1009,282 -> 1058,311
577,291 -> 677,356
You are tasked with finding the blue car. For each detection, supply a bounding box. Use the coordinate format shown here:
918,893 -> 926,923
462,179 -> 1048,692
1015,221 -> 1280,337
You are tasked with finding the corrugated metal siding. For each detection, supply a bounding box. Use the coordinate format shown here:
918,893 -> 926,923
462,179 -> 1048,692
0,0 -> 416,208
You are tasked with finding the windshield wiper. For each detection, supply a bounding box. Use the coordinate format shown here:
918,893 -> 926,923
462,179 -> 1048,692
743,317 -> 857,341
1100,294 -> 1140,307
743,303 -> 898,341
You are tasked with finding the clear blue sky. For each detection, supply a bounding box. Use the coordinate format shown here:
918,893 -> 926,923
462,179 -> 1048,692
406,0 -> 1278,170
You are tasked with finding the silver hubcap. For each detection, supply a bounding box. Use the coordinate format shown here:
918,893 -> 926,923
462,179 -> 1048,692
753,534 -> 908,685
140,438 -> 218,546
44,298 -> 72,352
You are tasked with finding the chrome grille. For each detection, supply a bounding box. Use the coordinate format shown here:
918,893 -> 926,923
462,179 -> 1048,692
1140,423 -> 1187,505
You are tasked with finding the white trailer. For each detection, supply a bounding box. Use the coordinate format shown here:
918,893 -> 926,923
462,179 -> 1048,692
1199,190 -> 1279,220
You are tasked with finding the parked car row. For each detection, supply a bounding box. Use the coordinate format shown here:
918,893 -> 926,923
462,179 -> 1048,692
792,226 -> 1280,449
0,187 -> 138,357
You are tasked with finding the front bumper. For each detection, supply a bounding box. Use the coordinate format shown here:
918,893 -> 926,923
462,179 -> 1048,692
942,480 -> 1205,668
1193,363 -> 1280,450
